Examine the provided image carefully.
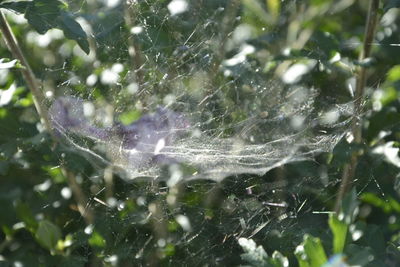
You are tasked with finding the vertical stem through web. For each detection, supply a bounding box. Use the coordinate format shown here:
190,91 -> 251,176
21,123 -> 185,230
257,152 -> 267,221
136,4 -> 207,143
0,10 -> 94,225
124,1 -> 144,88
334,0 -> 380,212
209,0 -> 241,82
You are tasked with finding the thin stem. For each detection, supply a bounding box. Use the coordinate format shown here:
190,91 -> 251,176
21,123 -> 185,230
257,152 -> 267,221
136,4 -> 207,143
104,165 -> 114,200
64,168 -> 94,224
124,1 -> 144,87
0,11 -> 52,134
334,0 -> 380,212
0,10 -> 94,224
210,0 -> 241,81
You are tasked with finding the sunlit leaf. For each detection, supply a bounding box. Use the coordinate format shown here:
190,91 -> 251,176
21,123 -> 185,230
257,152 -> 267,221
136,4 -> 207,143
119,109 -> 141,125
242,0 -> 273,25
328,214 -> 348,254
164,243 -> 176,257
266,0 -> 280,17
387,65 -> 400,82
88,231 -> 106,248
0,59 -> 22,69
295,235 -> 328,267
361,193 -> 400,214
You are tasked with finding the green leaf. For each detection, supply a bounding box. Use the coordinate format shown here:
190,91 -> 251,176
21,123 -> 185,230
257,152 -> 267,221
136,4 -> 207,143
164,243 -> 176,257
270,251 -> 289,267
308,31 -> 340,59
266,0 -> 280,17
88,231 -> 106,248
119,109 -> 142,125
321,255 -> 349,267
242,0 -> 274,25
328,214 -> 348,254
0,0 -> 90,54
361,192 -> 400,214
361,192 -> 388,210
24,0 -> 66,34
295,234 -> 328,267
0,1 -> 30,13
380,86 -> 397,106
35,220 -> 62,251
0,58 -> 22,69
15,201 -> 38,232
387,65 -> 400,82
346,244 -> 375,266
57,11 -> 90,54
295,244 -> 311,267
2,225 -> 14,238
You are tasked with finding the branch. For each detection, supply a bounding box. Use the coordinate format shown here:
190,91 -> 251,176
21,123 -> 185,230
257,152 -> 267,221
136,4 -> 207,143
334,0 -> 380,212
0,10 -> 94,224
0,11 -> 53,134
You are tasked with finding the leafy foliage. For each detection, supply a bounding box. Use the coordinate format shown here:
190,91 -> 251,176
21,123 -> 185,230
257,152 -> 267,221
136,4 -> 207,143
0,0 -> 89,53
0,0 -> 400,266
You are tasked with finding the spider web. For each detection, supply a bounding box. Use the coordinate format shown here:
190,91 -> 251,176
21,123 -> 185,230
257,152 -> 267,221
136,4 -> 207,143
48,0 -> 353,184
28,0 -> 359,265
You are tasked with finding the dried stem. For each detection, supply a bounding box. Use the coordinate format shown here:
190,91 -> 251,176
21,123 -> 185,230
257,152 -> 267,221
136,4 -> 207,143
124,1 -> 144,87
0,10 -> 94,224
210,0 -> 241,81
64,168 -> 94,224
334,0 -> 380,212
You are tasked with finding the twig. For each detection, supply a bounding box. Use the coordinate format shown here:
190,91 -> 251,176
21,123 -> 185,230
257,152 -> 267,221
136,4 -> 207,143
334,0 -> 380,212
104,165 -> 114,200
0,10 -> 94,224
124,1 -> 144,87
210,0 -> 241,81
64,168 -> 94,224
0,11 -> 52,134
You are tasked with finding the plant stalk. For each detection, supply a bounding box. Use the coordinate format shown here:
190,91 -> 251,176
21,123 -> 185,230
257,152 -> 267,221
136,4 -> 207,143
124,1 -> 144,87
334,0 -> 380,212
0,10 -> 94,224
0,11 -> 53,133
